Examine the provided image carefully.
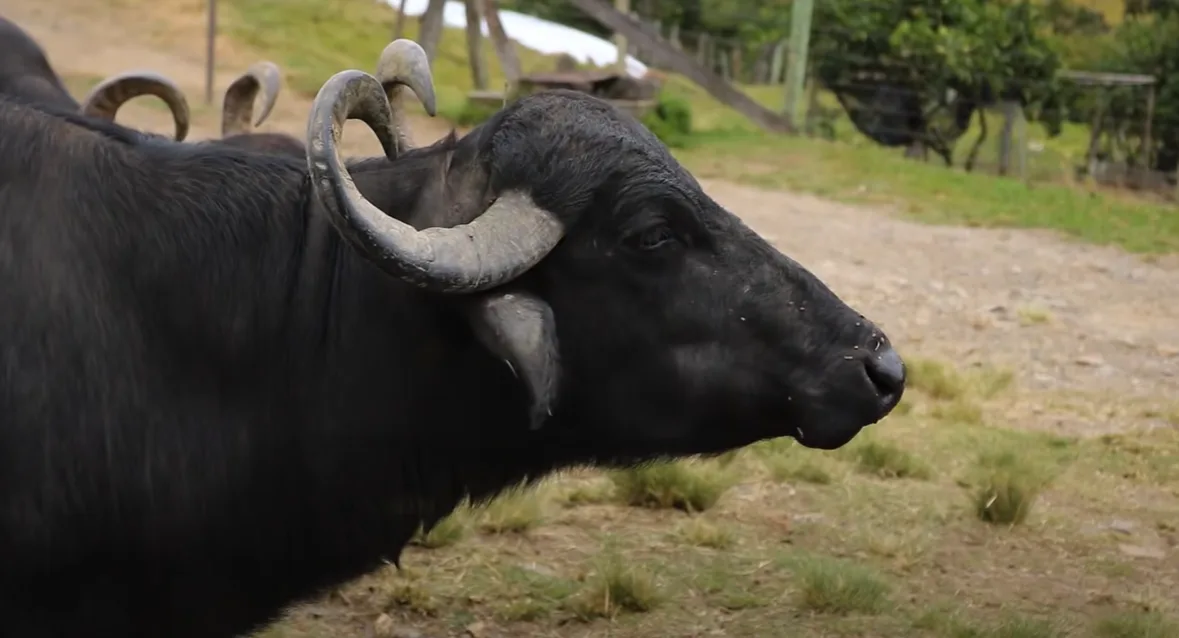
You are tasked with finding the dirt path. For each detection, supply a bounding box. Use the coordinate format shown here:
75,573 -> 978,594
7,0 -> 1179,439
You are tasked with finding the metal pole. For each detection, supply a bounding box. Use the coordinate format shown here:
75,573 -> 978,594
1143,82 -> 1156,169
206,0 -> 217,105
783,0 -> 814,129
613,0 -> 629,73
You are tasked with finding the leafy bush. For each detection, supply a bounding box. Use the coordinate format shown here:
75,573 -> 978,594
444,99 -> 503,127
641,94 -> 694,148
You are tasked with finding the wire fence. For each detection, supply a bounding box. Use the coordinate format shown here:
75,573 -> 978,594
623,13 -> 1178,200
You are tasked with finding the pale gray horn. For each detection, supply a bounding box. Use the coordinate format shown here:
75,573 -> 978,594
306,69 -> 565,293
373,39 -> 438,154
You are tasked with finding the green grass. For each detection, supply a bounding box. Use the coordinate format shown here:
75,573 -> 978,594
846,439 -> 934,480
475,483 -> 548,534
674,130 -> 1179,254
1093,611 -> 1179,638
655,74 -> 1179,255
672,517 -> 737,549
783,553 -> 892,615
656,72 -> 1179,254
566,550 -> 665,620
608,459 -> 737,513
408,506 -> 470,548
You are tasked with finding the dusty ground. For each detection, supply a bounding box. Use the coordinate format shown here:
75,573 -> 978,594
6,1 -> 1179,637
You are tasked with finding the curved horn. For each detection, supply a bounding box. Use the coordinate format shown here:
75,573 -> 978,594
80,71 -> 191,141
374,39 -> 438,154
221,61 -> 283,137
306,70 -> 565,293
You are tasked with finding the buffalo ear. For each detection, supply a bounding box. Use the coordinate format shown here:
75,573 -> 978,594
463,289 -> 560,430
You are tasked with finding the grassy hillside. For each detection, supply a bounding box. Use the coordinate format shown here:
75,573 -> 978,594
220,0 -> 567,119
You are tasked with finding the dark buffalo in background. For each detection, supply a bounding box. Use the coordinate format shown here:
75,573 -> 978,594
0,38 -> 906,638
1,14 -> 190,140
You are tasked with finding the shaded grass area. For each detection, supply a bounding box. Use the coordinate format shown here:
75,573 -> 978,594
257,355 -> 1179,638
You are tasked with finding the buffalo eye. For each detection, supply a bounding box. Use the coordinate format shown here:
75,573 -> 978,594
630,225 -> 676,251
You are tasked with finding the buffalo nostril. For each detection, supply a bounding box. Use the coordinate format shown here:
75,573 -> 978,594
864,346 -> 906,399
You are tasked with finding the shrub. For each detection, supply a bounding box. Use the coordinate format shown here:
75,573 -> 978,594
641,93 -> 693,148
445,99 -> 503,127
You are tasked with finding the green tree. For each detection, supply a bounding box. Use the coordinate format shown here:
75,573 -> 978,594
1085,12 -> 1179,172
810,0 -> 1060,164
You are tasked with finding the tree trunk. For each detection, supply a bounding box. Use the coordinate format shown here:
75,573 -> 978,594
464,0 -> 488,90
418,0 -> 447,63
696,33 -> 709,65
568,0 -> 793,133
481,0 -> 522,86
393,0 -> 410,40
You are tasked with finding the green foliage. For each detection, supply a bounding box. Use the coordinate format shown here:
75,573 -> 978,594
443,99 -> 503,128
1041,0 -> 1111,35
1087,12 -> 1179,172
811,0 -> 1063,158
641,94 -> 694,148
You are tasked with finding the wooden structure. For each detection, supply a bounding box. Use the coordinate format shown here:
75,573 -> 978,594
1057,70 -> 1160,191
568,0 -> 793,132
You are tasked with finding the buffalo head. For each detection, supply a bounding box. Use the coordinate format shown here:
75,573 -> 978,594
306,40 -> 906,455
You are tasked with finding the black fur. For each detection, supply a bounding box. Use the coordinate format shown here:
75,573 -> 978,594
216,130 -> 307,156
0,88 -> 905,638
0,15 -> 79,109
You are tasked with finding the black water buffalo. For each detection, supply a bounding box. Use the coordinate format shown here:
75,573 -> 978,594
216,60 -> 306,155
0,38 -> 906,638
0,14 -> 190,140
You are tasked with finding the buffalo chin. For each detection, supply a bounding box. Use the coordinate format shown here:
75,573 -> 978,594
790,423 -> 864,450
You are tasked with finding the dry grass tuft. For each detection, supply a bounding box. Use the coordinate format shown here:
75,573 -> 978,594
476,484 -> 548,534
673,517 -> 737,549
750,437 -> 840,484
914,607 -> 1068,638
767,455 -> 835,484
785,553 -> 891,615
408,505 -> 470,549
907,357 -> 970,400
1093,611 -> 1179,638
848,439 -> 933,480
609,459 -> 737,512
566,552 -> 663,620
1017,306 -> 1054,326
970,451 -> 1049,526
931,397 -> 986,425
557,477 -> 615,507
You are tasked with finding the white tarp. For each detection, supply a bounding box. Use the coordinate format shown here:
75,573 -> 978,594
382,0 -> 648,77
